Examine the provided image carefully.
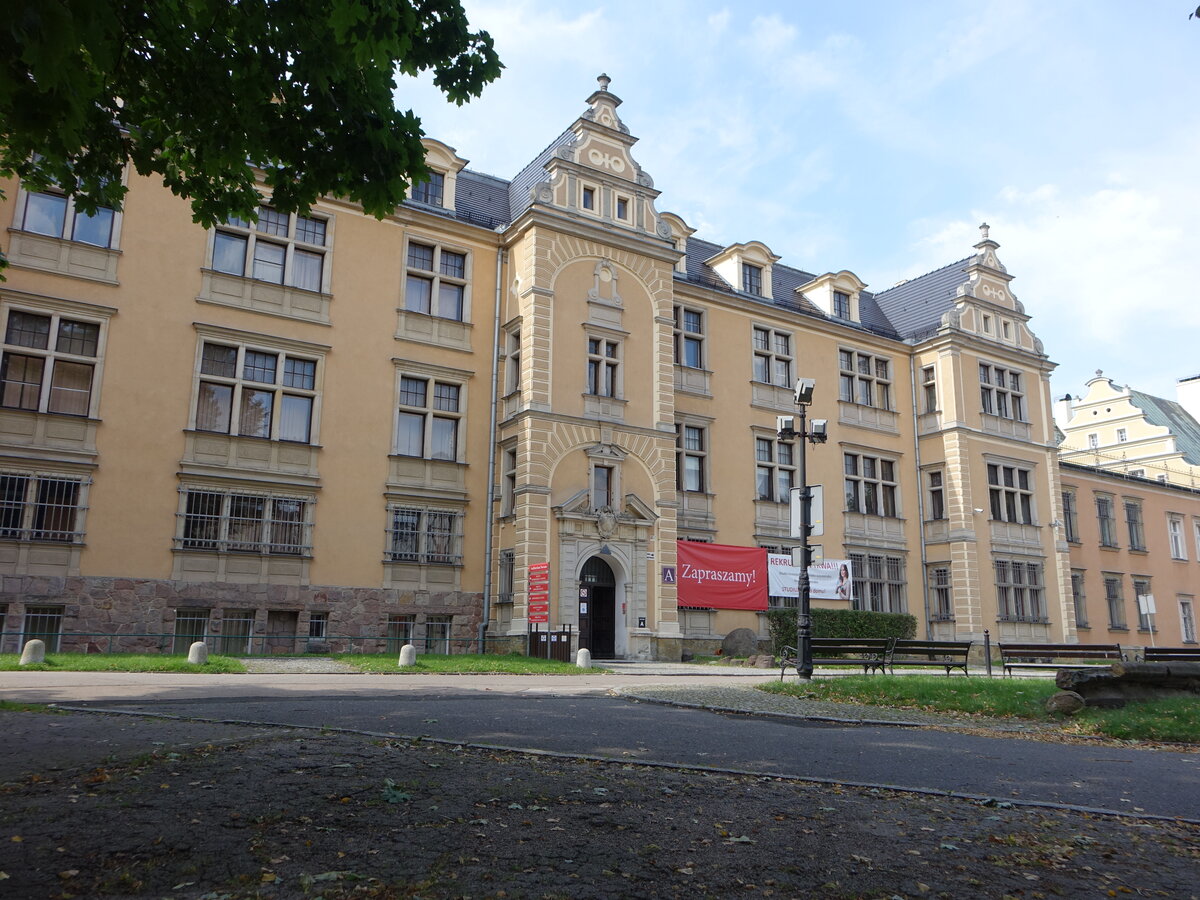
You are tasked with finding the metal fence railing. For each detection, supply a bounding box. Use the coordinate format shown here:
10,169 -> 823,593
0,630 -> 527,657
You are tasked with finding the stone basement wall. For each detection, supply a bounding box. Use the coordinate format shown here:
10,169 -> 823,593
0,575 -> 483,655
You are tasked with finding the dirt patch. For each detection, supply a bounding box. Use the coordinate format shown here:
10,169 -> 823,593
0,712 -> 1196,899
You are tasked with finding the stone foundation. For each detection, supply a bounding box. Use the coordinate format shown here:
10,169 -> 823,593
0,575 -> 483,655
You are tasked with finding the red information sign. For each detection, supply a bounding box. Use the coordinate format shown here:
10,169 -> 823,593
529,613 -> 549,623
528,603 -> 549,615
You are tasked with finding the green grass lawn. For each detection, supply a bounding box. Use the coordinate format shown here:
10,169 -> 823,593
0,653 -> 247,673
338,652 -> 599,675
760,675 -> 1200,743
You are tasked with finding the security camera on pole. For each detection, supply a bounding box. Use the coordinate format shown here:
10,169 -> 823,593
776,378 -> 827,680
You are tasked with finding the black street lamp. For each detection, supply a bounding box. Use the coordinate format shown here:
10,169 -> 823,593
777,378 -> 827,680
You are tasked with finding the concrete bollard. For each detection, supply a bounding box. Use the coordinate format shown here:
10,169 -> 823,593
19,639 -> 46,666
187,641 -> 209,665
398,643 -> 417,667
576,648 -> 591,669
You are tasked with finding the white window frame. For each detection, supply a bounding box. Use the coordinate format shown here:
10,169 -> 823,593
393,370 -> 465,462
674,306 -> 705,369
410,170 -> 445,207
1168,513 -> 1187,560
504,327 -> 521,396
755,435 -> 795,503
838,348 -> 892,410
191,336 -> 322,444
742,263 -> 763,296
921,365 -> 937,413
0,301 -> 109,418
994,559 -> 1046,623
211,205 -> 330,293
1133,576 -> 1154,632
844,451 -> 898,517
988,462 -> 1034,524
927,470 -> 946,521
14,180 -> 122,249
1180,596 -> 1197,644
676,422 -> 708,493
586,336 -> 621,398
979,362 -> 1025,421
752,326 -> 793,387
403,237 -> 470,322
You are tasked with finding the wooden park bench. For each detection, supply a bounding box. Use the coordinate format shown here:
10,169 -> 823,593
1141,646 -> 1200,663
997,642 -> 1124,676
888,639 -> 973,676
780,637 -> 894,679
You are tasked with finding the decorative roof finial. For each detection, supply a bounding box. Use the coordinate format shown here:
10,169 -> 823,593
597,73 -> 611,92
979,222 -> 990,241
1095,369 -> 1104,378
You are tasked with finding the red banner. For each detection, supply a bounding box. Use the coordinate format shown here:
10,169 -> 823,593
676,541 -> 767,610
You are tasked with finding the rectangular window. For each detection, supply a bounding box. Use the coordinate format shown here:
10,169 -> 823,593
22,605 -> 64,652
1,308 -> 103,417
930,566 -> 953,620
848,552 -> 906,613
1168,514 -> 1187,560
586,338 -> 620,397
616,196 -> 629,220
1124,500 -> 1146,551
676,423 -> 707,493
593,464 -> 613,508
498,549 -> 515,604
212,206 -> 327,292
979,363 -> 1025,421
387,506 -> 463,565
838,349 -> 891,410
220,609 -> 255,655
1116,427 -> 1128,443
1087,433 -> 1099,449
1133,577 -> 1154,631
505,329 -> 521,396
986,463 -> 1033,524
927,470 -> 945,520
1096,495 -> 1118,547
411,171 -> 445,206
844,452 -> 898,517
172,608 -> 210,654
921,366 -> 937,413
1071,571 -> 1088,628
501,446 -> 518,516
20,188 -> 115,248
405,240 -> 467,321
755,437 -> 794,502
385,614 -> 416,653
177,488 -> 312,555
832,290 -> 850,319
395,374 -> 461,460
195,340 -> 318,443
751,326 -> 792,386
1104,575 -> 1126,629
1062,489 -> 1080,542
0,471 -> 86,543
742,263 -> 763,296
308,611 -> 328,640
425,615 -> 453,654
673,306 -> 704,369
1181,597 -> 1197,644
581,186 -> 595,210
994,559 -> 1046,622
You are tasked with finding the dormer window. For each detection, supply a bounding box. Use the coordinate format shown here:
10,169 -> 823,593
742,264 -> 763,296
411,171 -> 445,207
582,187 -> 596,211
833,291 -> 850,319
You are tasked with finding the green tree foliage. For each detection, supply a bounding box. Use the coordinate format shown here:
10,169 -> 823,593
0,0 -> 501,226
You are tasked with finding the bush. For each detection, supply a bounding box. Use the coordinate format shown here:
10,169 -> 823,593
766,608 -> 917,654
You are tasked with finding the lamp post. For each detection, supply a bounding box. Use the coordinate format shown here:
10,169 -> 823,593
778,378 -> 827,680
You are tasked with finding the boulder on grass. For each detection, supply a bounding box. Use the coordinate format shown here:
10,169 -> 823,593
1045,690 -> 1086,715
721,628 -> 759,658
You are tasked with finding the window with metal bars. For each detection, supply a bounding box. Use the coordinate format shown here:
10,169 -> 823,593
1061,489 -> 1080,542
498,549 -> 515,604
173,608 -> 210,654
177,488 -> 312,555
385,614 -> 415,653
425,615 -> 453,654
1103,575 -> 1126,628
0,472 -> 86,542
22,605 -> 63,652
1,308 -> 102,417
219,610 -> 255,655
1125,500 -> 1146,551
1095,495 -> 1118,547
1071,571 -> 1089,628
386,507 -> 463,565
929,566 -> 953,620
995,559 -> 1046,622
848,552 -> 906,613
212,205 -> 327,292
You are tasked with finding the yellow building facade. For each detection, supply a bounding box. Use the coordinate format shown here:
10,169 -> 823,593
0,79 -> 1192,658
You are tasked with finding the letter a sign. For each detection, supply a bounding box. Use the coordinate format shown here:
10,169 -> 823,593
661,566 -> 676,584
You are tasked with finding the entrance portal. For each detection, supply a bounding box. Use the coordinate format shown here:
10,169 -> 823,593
579,556 -> 617,658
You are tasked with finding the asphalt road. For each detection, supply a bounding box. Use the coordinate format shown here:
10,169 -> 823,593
5,672 -> 1194,822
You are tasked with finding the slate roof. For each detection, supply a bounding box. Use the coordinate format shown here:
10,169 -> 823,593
1128,390 -> 1200,466
454,170 -> 511,230
872,258 -> 972,339
507,128 -> 576,222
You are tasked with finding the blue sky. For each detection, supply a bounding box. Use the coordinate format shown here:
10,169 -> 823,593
397,1 -> 1200,402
